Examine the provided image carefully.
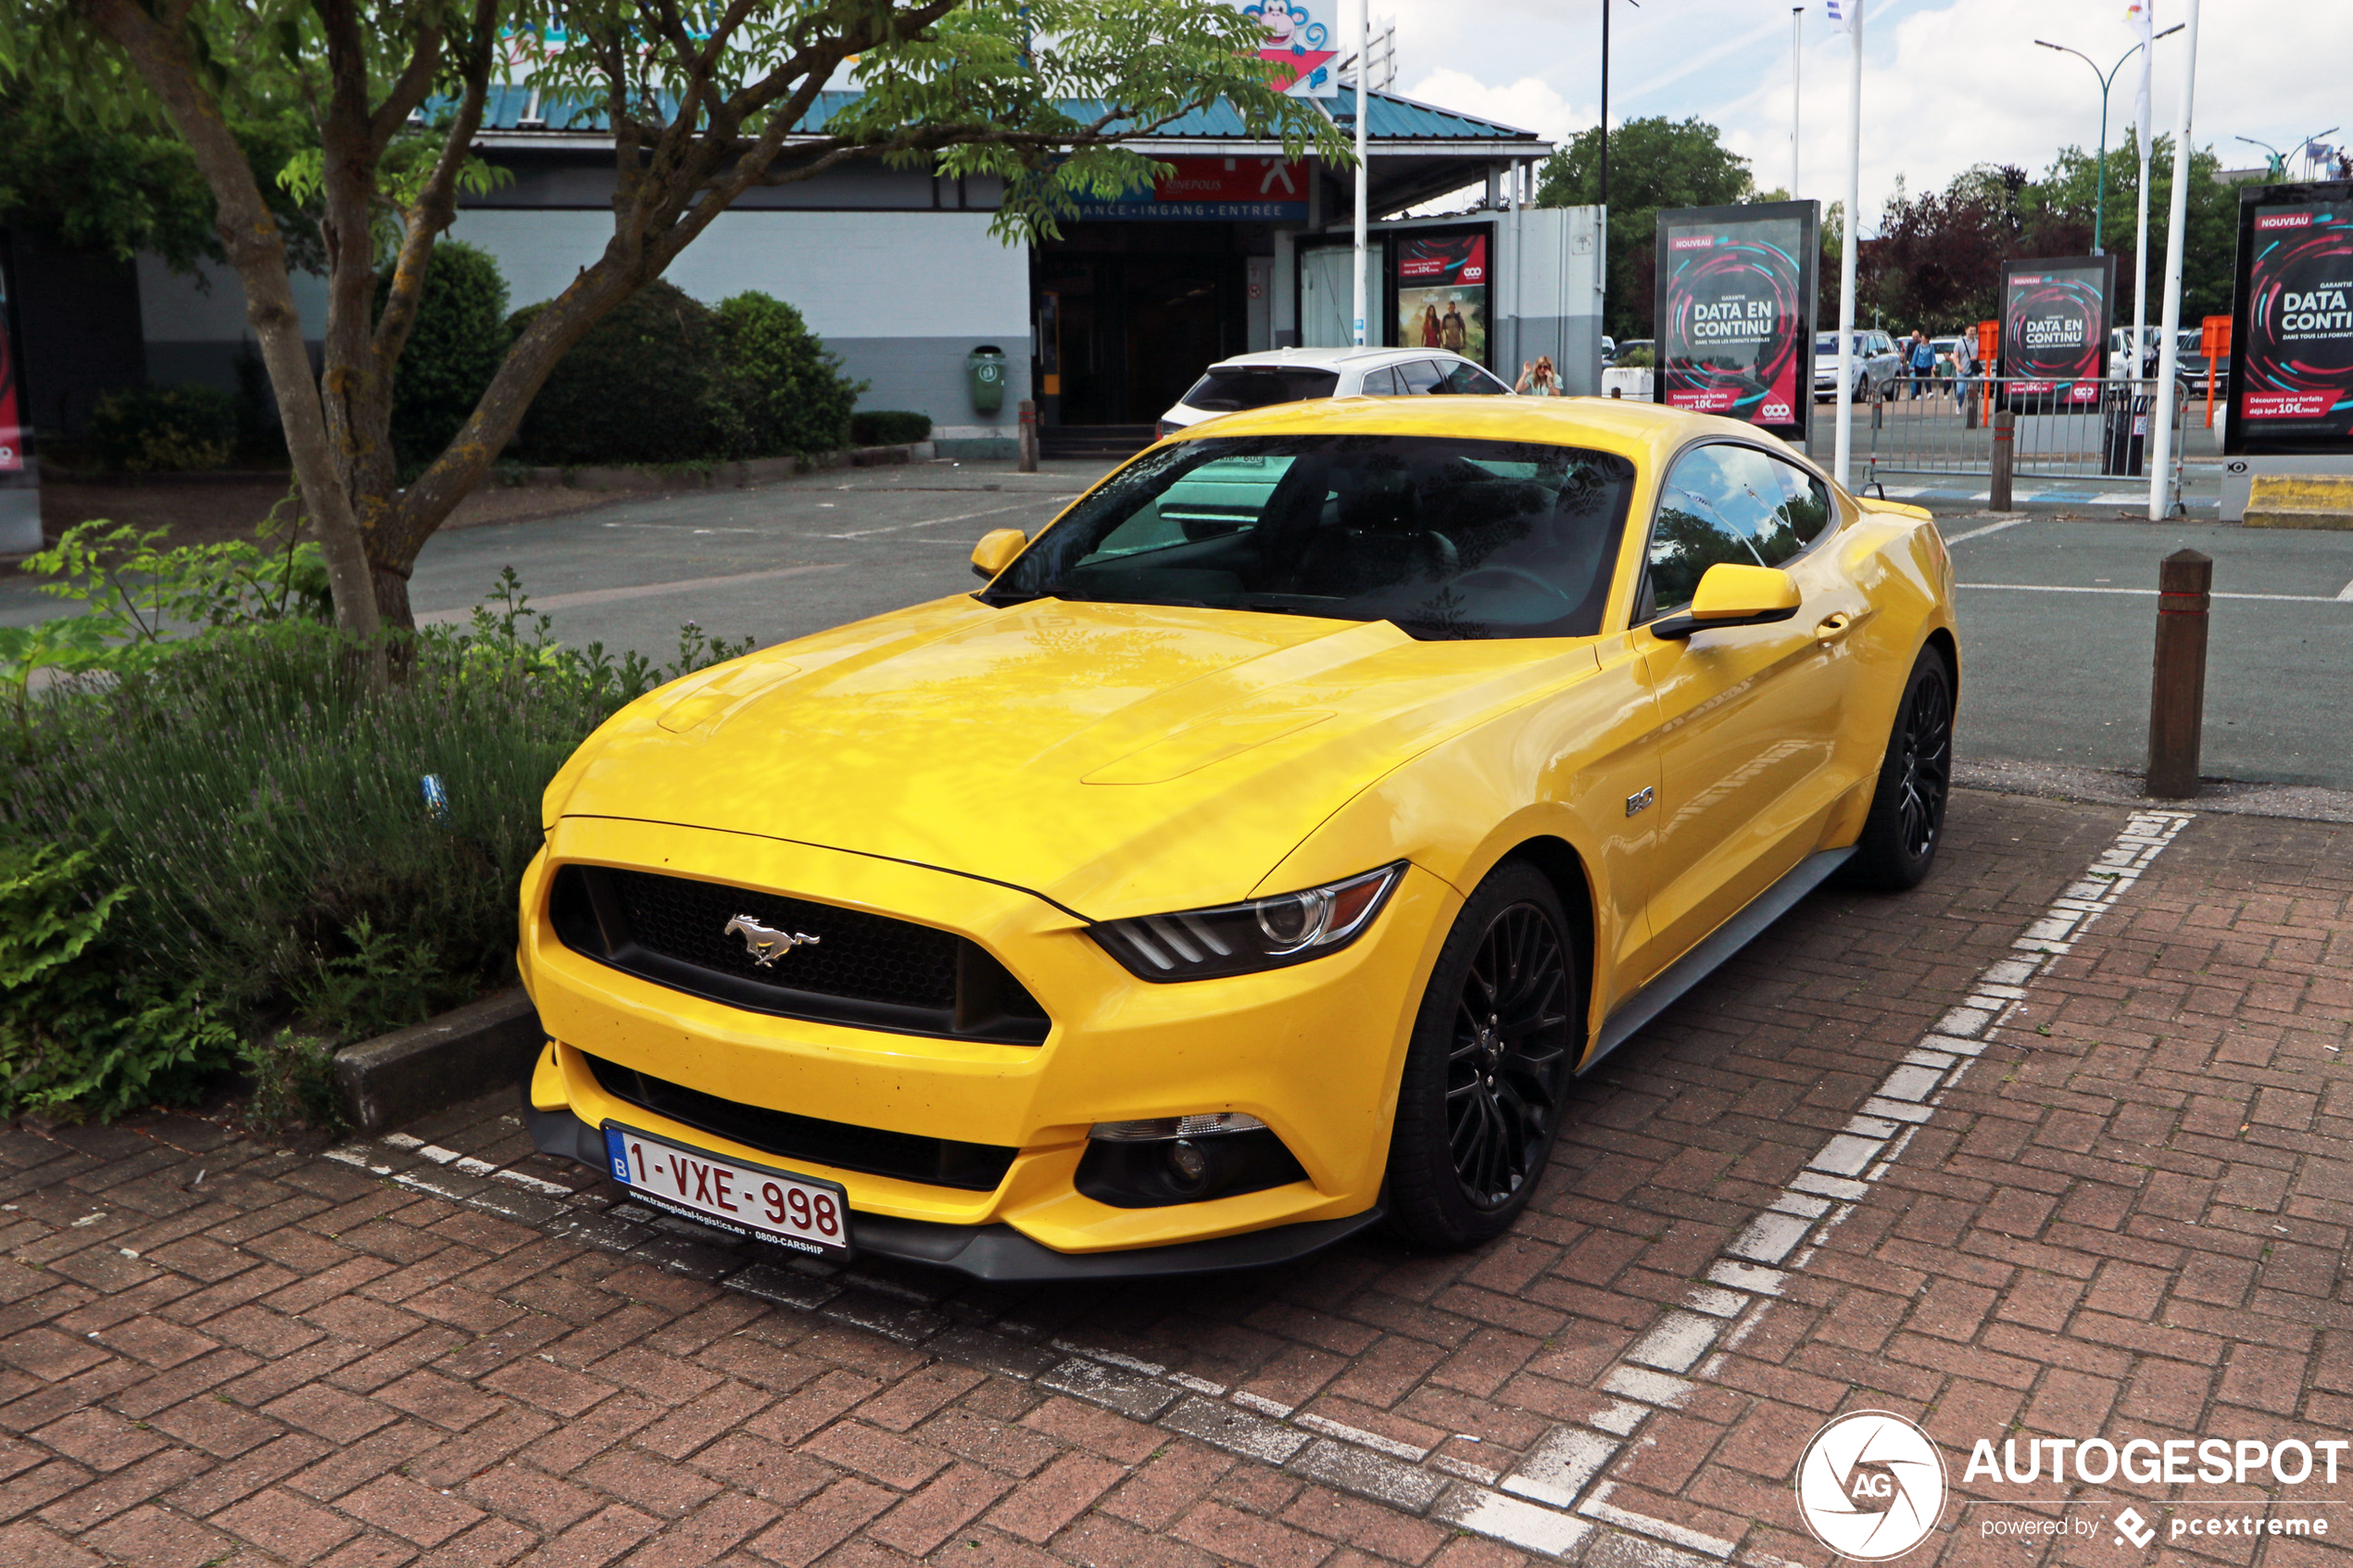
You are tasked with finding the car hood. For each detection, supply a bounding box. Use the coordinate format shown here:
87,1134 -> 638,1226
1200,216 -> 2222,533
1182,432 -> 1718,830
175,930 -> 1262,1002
547,596 -> 1600,919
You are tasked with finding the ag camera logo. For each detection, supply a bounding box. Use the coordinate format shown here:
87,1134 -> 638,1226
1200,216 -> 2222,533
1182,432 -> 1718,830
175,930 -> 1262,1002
1795,1411 -> 1947,1560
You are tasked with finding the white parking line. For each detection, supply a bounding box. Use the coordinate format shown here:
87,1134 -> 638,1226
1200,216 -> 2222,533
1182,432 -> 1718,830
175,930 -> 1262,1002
1941,517 -> 2030,546
1958,582 -> 2350,604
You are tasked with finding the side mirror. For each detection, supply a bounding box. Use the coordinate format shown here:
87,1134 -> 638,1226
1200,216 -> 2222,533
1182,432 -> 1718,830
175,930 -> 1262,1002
1651,563 -> 1801,640
970,528 -> 1026,581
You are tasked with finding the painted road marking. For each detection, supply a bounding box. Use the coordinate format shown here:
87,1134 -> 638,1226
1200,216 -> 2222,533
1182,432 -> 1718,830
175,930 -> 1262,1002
1959,582 -> 2350,604
417,561 -> 848,623
1941,517 -> 2030,545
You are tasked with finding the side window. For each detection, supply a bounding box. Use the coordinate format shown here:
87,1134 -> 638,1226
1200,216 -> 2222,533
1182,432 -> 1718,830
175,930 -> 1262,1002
1437,361 -> 1491,395
1671,445 -> 1837,571
1396,359 -> 1448,395
1471,366 -> 1514,395
1645,448 -> 1766,618
1759,457 -> 1834,562
1359,366 -> 1402,396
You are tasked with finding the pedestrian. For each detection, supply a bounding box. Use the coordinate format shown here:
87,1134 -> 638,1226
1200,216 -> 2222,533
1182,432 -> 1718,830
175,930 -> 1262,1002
1948,329 -> 1976,407
1906,331 -> 1935,400
1516,356 -> 1562,395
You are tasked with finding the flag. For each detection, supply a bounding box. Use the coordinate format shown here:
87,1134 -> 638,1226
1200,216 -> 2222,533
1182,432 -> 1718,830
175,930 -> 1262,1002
2128,0 -> 2153,135
1825,0 -> 1855,31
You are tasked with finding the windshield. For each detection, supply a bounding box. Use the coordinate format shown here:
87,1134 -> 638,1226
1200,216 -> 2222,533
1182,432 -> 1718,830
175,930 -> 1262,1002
985,435 -> 1638,640
1183,367 -> 1342,412
1815,333 -> 1869,355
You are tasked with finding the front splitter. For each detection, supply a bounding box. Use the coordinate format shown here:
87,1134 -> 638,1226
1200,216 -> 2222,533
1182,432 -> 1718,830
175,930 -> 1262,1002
524,1103 -> 1384,1283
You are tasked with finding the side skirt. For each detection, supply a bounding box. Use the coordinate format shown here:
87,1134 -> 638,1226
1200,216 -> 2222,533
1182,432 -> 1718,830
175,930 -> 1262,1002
1580,846 -> 1856,1075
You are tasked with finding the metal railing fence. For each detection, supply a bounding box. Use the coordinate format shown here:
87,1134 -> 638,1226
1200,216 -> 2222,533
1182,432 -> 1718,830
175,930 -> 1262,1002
1815,376 -> 2196,507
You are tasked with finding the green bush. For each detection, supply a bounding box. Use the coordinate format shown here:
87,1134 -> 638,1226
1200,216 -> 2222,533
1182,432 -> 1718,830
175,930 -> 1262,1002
1615,345 -> 1656,369
850,409 -> 933,446
509,280 -> 723,465
88,383 -> 238,472
384,241 -> 510,469
0,836 -> 240,1119
711,293 -> 862,458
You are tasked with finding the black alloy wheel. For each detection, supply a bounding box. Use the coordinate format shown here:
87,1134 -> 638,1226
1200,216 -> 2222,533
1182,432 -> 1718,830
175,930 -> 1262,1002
1447,906 -> 1574,1210
1388,862 -> 1582,1248
1847,647 -> 1955,891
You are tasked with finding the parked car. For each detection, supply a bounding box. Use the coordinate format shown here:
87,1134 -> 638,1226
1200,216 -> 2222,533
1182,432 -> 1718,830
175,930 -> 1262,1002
1601,334 -> 1618,365
520,395 -> 1961,1279
1813,330 -> 1902,402
1615,338 -> 1655,367
1156,347 -> 1512,439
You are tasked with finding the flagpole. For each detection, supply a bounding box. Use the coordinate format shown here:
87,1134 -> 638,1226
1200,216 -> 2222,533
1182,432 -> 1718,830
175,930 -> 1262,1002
1833,0 -> 1861,488
1792,6 -> 1803,198
1352,0 -> 1368,348
2146,0 -> 2198,521
2132,13 -> 2154,383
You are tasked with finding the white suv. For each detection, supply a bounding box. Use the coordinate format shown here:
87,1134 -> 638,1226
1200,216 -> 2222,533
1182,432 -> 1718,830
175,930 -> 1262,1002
1157,346 -> 1513,438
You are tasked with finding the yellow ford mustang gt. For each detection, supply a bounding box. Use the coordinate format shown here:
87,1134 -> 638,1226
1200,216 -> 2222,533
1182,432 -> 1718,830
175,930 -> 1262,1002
518,395 -> 1957,1279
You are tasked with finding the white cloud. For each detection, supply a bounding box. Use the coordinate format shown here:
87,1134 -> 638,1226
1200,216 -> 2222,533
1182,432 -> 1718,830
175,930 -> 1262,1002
1372,0 -> 2353,237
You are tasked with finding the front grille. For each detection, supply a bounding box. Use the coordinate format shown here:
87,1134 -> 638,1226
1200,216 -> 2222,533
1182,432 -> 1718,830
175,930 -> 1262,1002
586,1053 -> 1017,1191
549,865 -> 1049,1044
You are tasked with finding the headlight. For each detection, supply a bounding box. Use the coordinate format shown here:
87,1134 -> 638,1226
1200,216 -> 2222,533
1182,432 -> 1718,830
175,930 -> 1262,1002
1089,863 -> 1403,981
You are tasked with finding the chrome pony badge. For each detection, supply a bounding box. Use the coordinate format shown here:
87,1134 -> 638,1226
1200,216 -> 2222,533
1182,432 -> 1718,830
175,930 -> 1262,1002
724,914 -> 821,967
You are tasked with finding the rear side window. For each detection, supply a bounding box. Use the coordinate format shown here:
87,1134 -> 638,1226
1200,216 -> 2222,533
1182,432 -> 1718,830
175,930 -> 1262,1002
1358,366 -> 1403,396
1395,360 -> 1449,395
1439,361 -> 1510,395
1183,368 -> 1341,412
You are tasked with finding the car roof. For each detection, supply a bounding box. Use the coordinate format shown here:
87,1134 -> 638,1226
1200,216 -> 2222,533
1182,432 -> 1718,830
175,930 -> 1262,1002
1156,388 -> 1780,475
1199,346 -> 1475,372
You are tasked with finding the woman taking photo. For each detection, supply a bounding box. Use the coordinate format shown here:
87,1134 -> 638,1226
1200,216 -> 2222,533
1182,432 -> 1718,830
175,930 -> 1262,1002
1515,356 -> 1562,395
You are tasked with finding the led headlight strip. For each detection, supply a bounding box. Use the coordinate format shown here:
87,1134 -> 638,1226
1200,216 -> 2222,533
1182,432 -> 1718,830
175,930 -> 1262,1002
1089,863 -> 1404,982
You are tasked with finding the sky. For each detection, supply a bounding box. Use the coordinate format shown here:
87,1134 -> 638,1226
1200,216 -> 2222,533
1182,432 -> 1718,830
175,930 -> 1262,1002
1364,0 -> 2351,232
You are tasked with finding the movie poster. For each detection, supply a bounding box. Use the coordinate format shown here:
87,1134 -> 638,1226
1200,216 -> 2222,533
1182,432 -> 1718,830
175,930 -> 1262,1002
2000,256 -> 2113,405
1394,232 -> 1490,365
2226,182 -> 2353,454
1652,200 -> 1818,440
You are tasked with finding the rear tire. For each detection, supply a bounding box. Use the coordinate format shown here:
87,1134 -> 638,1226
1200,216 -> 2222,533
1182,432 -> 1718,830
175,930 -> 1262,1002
1845,647 -> 1955,891
1386,863 -> 1580,1248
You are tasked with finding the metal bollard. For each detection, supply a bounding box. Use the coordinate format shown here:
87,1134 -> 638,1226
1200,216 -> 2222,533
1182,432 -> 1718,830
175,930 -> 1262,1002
1989,409 -> 2015,512
2145,548 -> 2212,799
1016,399 -> 1038,473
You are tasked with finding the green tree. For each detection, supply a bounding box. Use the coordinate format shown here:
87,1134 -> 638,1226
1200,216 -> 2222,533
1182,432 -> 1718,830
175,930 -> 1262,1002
1535,115 -> 1756,342
2024,133 -> 2240,321
3,1 -> 1345,646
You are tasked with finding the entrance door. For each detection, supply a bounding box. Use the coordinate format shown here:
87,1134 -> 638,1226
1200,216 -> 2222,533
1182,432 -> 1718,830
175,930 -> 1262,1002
1126,256 -> 1231,421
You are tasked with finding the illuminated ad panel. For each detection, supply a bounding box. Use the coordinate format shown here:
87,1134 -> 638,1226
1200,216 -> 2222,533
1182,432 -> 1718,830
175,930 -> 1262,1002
2227,182 -> 2353,455
2000,255 -> 2114,406
1653,200 -> 1819,442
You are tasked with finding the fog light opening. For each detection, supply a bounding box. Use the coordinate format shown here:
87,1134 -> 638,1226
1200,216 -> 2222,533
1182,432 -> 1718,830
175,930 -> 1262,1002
1076,1113 -> 1309,1209
1168,1139 -> 1209,1184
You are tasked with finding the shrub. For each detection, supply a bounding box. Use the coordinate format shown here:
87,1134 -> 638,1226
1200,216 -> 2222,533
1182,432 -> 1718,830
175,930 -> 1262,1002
88,383 -> 237,472
1615,345 -> 1656,369
509,280 -> 723,465
384,241 -> 510,469
0,836 -> 240,1119
850,409 -> 933,446
711,292 -> 862,458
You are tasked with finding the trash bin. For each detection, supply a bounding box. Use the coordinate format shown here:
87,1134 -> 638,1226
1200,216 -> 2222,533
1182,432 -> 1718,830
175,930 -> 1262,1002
2100,385 -> 2146,477
966,345 -> 1007,415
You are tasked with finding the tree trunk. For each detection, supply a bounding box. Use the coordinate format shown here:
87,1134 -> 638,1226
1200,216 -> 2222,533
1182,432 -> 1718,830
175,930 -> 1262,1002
77,0 -> 385,654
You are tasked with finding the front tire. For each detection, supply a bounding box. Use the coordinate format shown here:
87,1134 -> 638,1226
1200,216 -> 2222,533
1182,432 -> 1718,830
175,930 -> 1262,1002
1386,863 -> 1580,1248
1846,647 -> 1955,890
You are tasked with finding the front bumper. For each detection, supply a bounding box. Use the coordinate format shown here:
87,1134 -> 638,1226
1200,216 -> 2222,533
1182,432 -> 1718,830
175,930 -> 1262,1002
518,816 -> 1457,1273
524,1102 -> 1386,1280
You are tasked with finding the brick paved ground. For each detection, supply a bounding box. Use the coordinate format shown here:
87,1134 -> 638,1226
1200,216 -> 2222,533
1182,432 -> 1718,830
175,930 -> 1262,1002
1,793 -> 2345,1567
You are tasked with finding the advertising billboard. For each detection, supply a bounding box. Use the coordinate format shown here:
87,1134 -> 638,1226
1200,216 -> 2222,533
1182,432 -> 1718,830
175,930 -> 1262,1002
1393,231 -> 1490,365
1652,200 -> 1818,440
0,255 -> 22,475
2225,182 -> 2353,455
1999,255 -> 2114,405
1235,2 -> 1340,97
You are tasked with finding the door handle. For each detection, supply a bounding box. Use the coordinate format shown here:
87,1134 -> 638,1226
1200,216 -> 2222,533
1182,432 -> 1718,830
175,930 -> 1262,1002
1813,611 -> 1857,643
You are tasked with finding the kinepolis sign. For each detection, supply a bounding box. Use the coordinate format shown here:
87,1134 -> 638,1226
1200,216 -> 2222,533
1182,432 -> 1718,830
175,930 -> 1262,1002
1999,255 -> 2114,408
1652,199 -> 1820,442
2226,179 -> 2353,452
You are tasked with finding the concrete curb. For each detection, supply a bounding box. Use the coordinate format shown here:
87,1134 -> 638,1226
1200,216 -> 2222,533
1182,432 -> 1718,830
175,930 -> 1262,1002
333,989 -> 546,1135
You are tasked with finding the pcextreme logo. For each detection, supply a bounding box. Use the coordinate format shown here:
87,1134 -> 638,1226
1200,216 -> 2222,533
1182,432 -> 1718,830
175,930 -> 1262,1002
1794,1411 -> 1948,1560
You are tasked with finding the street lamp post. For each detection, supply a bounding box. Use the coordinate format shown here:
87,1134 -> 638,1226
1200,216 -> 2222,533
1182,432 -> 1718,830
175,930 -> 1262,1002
2236,129 -> 2340,182
2034,26 -> 2181,254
